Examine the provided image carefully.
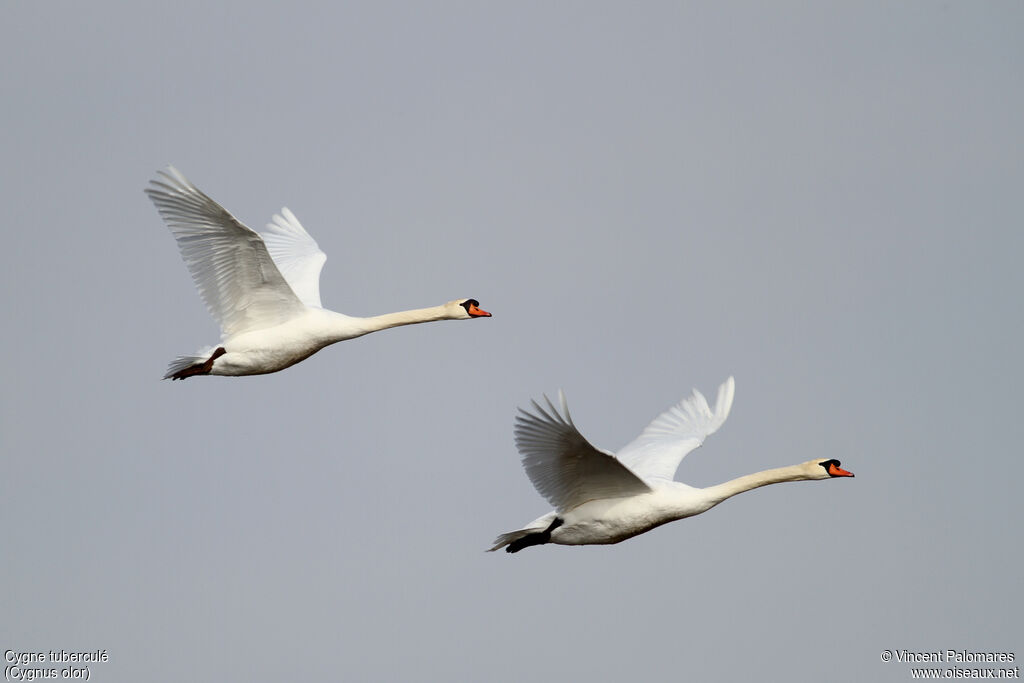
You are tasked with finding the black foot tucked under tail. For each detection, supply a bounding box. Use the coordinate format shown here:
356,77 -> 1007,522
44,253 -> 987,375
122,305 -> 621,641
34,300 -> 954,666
170,347 -> 226,380
507,517 -> 563,553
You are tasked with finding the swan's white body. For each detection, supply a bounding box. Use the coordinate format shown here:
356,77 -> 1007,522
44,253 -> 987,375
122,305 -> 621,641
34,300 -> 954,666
490,377 -> 854,552
145,167 -> 490,378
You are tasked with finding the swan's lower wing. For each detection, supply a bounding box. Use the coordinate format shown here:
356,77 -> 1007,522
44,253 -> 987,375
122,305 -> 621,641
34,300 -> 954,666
617,376 -> 735,483
515,391 -> 652,513
146,167 -> 306,337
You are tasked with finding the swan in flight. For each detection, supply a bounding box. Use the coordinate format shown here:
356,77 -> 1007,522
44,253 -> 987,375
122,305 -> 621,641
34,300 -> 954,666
489,377 -> 853,552
145,167 -> 491,379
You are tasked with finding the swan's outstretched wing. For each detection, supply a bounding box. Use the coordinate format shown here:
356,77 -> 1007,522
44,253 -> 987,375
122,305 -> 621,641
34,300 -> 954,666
616,377 -> 736,483
262,208 -> 327,308
145,167 -> 306,337
515,391 -> 652,513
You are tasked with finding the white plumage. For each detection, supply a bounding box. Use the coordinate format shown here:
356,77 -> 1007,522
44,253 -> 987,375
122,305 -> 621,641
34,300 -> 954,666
616,378 -> 735,483
515,392 -> 653,512
260,207 -> 327,309
147,167 -> 305,338
145,167 -> 491,379
490,377 -> 854,552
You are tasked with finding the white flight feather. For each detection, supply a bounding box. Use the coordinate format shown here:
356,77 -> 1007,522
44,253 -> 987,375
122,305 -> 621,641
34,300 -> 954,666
262,207 -> 327,309
616,376 -> 735,482
514,391 -> 652,513
144,167 -> 305,338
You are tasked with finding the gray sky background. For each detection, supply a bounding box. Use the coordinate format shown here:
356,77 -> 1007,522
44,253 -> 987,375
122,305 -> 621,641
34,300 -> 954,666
2,3 -> 1021,681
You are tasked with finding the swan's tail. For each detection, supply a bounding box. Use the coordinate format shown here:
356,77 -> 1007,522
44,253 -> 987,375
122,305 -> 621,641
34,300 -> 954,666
488,529 -> 536,553
488,517 -> 563,553
163,347 -> 226,380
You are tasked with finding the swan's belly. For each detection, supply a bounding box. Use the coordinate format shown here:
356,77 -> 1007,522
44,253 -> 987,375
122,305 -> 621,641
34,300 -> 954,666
551,496 -> 677,546
211,319 -> 338,375
549,488 -> 711,546
213,345 -> 324,375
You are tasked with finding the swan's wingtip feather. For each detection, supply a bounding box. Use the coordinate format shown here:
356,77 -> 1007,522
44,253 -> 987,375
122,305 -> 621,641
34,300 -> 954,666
541,393 -> 561,420
164,165 -> 189,185
557,389 -> 573,425
717,376 -> 736,419
149,165 -> 193,193
692,386 -> 709,408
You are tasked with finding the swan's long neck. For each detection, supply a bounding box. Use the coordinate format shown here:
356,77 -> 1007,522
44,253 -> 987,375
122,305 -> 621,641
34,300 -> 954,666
338,305 -> 455,338
699,464 -> 812,509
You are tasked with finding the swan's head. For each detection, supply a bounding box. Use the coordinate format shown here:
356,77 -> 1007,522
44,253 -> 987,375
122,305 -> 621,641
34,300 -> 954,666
806,458 -> 855,480
450,298 -> 492,319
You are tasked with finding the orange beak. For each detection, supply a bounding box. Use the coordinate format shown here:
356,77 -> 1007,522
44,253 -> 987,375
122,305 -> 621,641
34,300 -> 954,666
468,304 -> 491,317
828,462 -> 854,477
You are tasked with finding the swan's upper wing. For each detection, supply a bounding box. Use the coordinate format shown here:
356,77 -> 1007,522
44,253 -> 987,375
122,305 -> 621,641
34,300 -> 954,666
515,391 -> 652,513
145,167 -> 306,337
616,377 -> 736,483
262,208 -> 327,308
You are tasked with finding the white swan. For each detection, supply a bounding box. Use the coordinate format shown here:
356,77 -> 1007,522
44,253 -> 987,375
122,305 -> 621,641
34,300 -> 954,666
489,377 -> 853,552
145,167 -> 491,379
